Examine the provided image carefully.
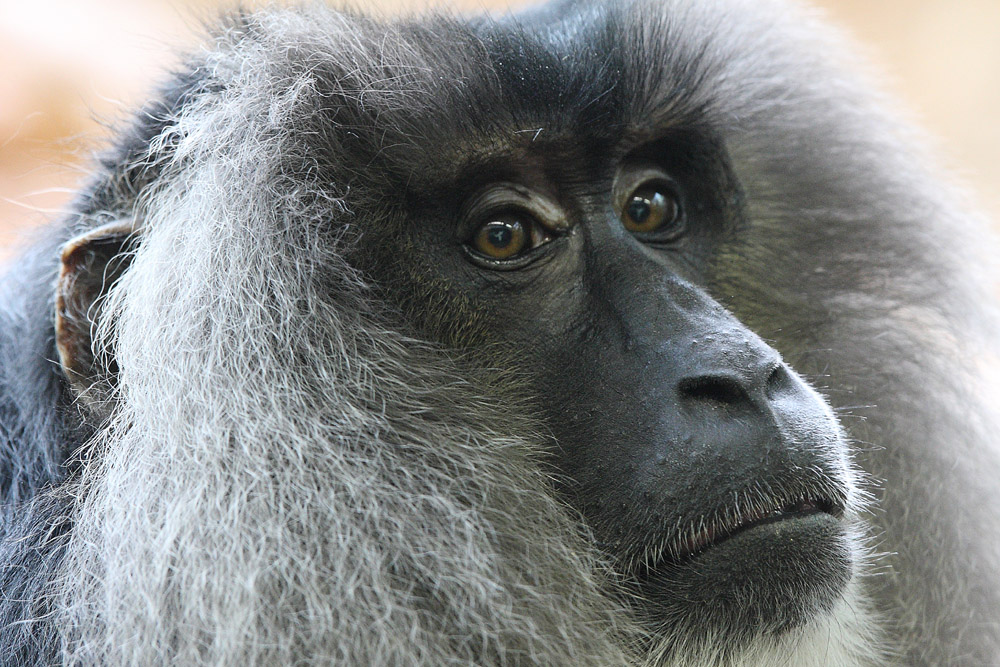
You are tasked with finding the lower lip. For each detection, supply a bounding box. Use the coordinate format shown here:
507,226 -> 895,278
633,512 -> 854,632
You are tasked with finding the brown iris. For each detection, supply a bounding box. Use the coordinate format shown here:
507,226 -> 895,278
472,217 -> 528,259
622,184 -> 681,234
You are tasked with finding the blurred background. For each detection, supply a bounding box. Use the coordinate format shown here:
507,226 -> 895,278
1,0 -> 998,255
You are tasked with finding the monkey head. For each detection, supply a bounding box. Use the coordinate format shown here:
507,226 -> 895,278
50,2 -> 869,655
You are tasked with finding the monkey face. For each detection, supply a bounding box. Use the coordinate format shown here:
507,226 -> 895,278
356,125 -> 860,639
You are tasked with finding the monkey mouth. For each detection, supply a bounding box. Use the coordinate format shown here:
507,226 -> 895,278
626,492 -> 854,633
674,497 -> 839,562
632,495 -> 844,573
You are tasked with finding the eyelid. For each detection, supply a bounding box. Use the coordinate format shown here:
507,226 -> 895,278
459,183 -> 568,241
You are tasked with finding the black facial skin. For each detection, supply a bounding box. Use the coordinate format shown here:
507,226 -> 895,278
365,128 -> 855,638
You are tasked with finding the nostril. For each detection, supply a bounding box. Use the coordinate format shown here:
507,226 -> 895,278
678,375 -> 747,406
764,364 -> 795,399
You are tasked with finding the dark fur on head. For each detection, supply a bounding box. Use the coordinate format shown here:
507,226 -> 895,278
2,1 -> 999,665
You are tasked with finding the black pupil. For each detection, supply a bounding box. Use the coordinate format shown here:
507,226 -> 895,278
628,198 -> 652,223
487,223 -> 513,248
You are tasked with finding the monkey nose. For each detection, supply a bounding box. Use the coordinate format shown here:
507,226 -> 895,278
676,361 -> 792,413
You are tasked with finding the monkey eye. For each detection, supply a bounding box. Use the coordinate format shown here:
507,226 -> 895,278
621,181 -> 683,237
469,211 -> 553,261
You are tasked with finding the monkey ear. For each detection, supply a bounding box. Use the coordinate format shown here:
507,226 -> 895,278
55,220 -> 138,413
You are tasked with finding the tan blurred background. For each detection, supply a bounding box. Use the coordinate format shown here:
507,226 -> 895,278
1,0 -> 998,255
